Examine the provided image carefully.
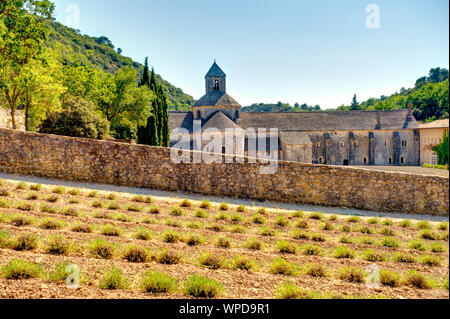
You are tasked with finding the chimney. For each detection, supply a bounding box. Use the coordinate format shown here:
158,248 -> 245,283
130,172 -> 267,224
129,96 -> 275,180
407,102 -> 413,120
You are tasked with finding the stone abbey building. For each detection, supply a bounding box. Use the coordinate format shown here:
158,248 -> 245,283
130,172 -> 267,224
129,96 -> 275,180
169,62 -> 423,166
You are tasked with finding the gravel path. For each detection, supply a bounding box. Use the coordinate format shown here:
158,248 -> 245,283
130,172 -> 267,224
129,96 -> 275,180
1,172 -> 448,222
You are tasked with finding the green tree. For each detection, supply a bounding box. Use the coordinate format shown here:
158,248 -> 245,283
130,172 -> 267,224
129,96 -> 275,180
137,65 -> 160,146
350,94 -> 360,110
0,0 -> 55,129
433,131 -> 449,166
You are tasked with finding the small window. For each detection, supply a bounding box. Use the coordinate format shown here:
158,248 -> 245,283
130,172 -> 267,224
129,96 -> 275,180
402,140 -> 407,147
222,146 -> 226,154
363,157 -> 368,164
400,157 -> 405,164
385,140 -> 388,147
431,153 -> 438,165
388,157 -> 393,164
214,79 -> 220,91
318,157 -> 324,164
340,141 -> 345,147
316,142 -> 321,148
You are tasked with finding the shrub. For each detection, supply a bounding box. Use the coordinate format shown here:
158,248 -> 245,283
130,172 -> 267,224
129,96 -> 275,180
339,235 -> 353,244
260,226 -> 276,237
199,200 -> 212,210
257,207 -> 268,215
11,233 -> 39,251
311,233 -> 326,242
133,227 -> 152,240
251,214 -> 266,224
320,222 -> 335,231
236,204 -> 247,213
45,235 -> 71,255
417,221 -> 431,230
274,215 -> 289,227
346,216 -> 361,223
393,253 -> 415,263
359,236 -> 374,245
123,245 -> 148,263
68,188 -> 81,196
409,239 -> 427,251
381,237 -> 399,248
215,211 -> 229,221
71,222 -> 92,233
437,222 -> 449,231
430,243 -> 446,253
340,224 -> 351,232
188,221 -> 203,229
444,276 -> 449,290
420,255 -> 441,266
207,223 -> 224,232
0,198 -> 11,208
49,261 -> 81,284
367,217 -> 379,224
380,270 -> 401,287
61,207 -> 79,217
380,227 -> 395,236
170,206 -> 185,216
92,211 -> 111,219
25,192 -> 39,201
292,230 -> 309,240
334,246 -> 355,259
10,214 -> 34,227
184,275 -> 223,298
16,182 -> 28,190
216,237 -> 232,248
40,218 -> 64,230
51,186 -> 65,194
40,204 -> 58,214
45,194 -> 59,203
295,219 -> 308,229
162,231 -> 181,243
405,271 -> 430,289
165,218 -> 182,228
338,267 -> 364,283
199,252 -> 223,269
275,282 -> 312,299
277,240 -> 297,254
0,188 -> 10,197
245,238 -> 263,250
179,198 -> 192,208
91,200 -> 103,208
101,224 -> 122,237
132,195 -> 153,203
68,198 -> 80,204
194,208 -> 208,218
29,184 -> 42,191
114,213 -> 133,222
328,215 -> 338,221
359,226 -> 374,234
186,233 -> 204,246
219,202 -> 229,211
100,267 -> 128,290
269,258 -> 297,276
302,244 -> 322,256
1,259 -> 42,279
106,193 -> 117,200
420,230 -> 438,240
140,271 -> 177,294
441,232 -> 449,241
308,212 -> 323,220
399,219 -> 412,228
362,249 -> 385,262
16,202 -> 35,211
232,256 -> 257,271
230,213 -> 244,223
305,264 -> 326,278
0,230 -> 11,248
229,225 -> 246,233
88,238 -> 115,259
147,205 -> 161,215
158,249 -> 181,265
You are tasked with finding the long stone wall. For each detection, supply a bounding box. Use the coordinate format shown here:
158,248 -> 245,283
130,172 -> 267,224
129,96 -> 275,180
0,128 -> 448,216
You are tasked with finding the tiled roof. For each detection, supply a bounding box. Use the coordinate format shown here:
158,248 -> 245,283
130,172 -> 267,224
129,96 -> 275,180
193,91 -> 241,108
418,119 -> 449,129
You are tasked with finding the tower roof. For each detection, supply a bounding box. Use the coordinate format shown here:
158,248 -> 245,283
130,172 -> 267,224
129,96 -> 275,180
205,61 -> 226,78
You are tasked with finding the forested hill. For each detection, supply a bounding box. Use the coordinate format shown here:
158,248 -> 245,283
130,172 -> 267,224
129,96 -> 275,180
45,21 -> 194,111
243,68 -> 449,123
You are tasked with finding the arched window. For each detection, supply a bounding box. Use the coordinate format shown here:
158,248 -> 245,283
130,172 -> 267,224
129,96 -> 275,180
388,157 -> 393,164
316,142 -> 321,148
318,156 -> 324,164
363,157 -> 368,164
400,157 -> 405,164
340,141 -> 345,147
214,79 -> 220,91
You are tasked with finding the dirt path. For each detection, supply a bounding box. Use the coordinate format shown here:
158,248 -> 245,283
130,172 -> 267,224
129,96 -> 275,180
0,172 -> 448,222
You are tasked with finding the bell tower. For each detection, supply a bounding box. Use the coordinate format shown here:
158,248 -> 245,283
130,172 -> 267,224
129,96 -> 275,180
205,60 -> 226,94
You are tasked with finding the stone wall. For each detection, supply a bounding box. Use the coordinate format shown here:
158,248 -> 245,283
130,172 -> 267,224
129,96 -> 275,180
0,128 -> 448,216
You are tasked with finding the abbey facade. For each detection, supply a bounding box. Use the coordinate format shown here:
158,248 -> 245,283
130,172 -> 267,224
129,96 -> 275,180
169,62 -> 427,166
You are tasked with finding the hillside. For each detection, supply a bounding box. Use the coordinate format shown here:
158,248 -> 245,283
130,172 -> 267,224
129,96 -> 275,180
45,21 -> 194,111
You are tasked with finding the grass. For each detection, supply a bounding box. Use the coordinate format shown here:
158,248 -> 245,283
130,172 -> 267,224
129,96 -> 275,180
382,219 -> 393,226
1,259 -> 43,280
87,191 -> 99,198
25,192 -> 40,201
320,222 -> 335,231
236,204 -> 247,213
437,222 -> 449,231
381,237 -> 399,248
219,202 -> 229,211
257,207 -> 268,215
232,256 -> 257,271
260,226 -> 276,237
140,271 -> 177,294
230,213 -> 245,223
69,197 -> 81,204
338,267 -> 365,283
88,238 -> 115,259
199,200 -> 212,210
16,201 -> 35,212
185,233 -> 205,246
61,207 -> 79,217
292,230 -> 310,240
295,219 -> 308,229
170,206 -> 185,216
302,244 -> 322,256
165,218 -> 182,228
148,205 -> 162,215
334,246 -> 355,259
29,184 -> 42,191
380,270 -> 401,287
11,233 -> 39,251
158,249 -> 181,265
367,217 -> 379,224
251,214 -> 266,224
162,231 -> 181,243
16,182 -> 28,190
346,216 -> 361,223
100,267 -> 128,290
127,203 -> 143,212
215,211 -> 229,221
107,202 -> 120,210
420,230 -> 439,240
40,204 -> 58,214
404,271 -> 431,289
216,237 -> 232,248
305,264 -> 327,278
340,224 -> 351,232
44,235 -> 71,255
417,221 -> 431,230
48,261 -> 80,284
277,240 -> 297,254
100,224 -> 122,237
122,245 -> 149,263
359,236 -> 375,245
51,186 -> 65,194
133,227 -> 152,240
399,219 -> 412,228
430,242 -> 447,253
359,226 -> 374,235
408,239 -> 427,251
199,252 -> 223,269
380,227 -> 395,236
393,252 -> 416,263
179,198 -> 192,208
71,222 -> 92,233
10,214 -> 34,227
45,194 -> 59,203
274,215 -> 289,227
68,188 -> 81,196
194,208 -> 208,218
311,233 -> 326,242
420,255 -> 441,266
245,238 -> 263,250
362,249 -> 385,262
184,275 -> 223,298
0,230 -> 11,248
114,213 -> 133,222
269,258 -> 297,276
308,212 -> 323,220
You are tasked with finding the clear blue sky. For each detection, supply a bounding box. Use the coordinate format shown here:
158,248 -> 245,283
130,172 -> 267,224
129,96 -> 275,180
52,0 -> 449,108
